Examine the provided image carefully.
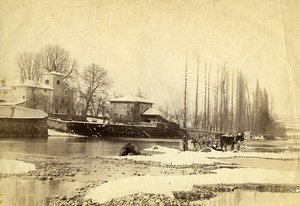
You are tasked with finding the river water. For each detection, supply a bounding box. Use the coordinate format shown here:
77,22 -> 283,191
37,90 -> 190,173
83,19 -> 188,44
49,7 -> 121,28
197,190 -> 300,206
0,136 -> 300,206
0,137 -> 182,158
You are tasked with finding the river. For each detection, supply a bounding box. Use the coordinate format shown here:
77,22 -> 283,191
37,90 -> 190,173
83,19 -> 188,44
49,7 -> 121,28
0,136 -> 300,206
0,137 -> 182,158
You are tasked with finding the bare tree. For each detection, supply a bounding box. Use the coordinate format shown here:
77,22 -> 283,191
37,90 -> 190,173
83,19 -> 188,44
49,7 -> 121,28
136,87 -> 148,98
16,52 -> 42,81
183,53 -> 188,128
80,63 -> 112,116
203,60 -> 207,130
39,45 -> 78,81
194,55 -> 199,128
26,88 -> 49,110
207,61 -> 211,131
90,92 -> 109,117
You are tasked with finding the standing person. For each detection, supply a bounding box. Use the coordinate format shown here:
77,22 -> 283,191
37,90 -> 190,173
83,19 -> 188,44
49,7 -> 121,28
183,132 -> 188,151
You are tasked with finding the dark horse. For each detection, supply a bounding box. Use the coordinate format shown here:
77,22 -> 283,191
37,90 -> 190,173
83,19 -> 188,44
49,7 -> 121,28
119,143 -> 140,156
219,132 -> 245,151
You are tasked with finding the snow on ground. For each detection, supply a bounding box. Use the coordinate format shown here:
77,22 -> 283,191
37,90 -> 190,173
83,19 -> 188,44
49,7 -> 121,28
0,159 -> 36,174
48,129 -> 85,137
144,145 -> 182,154
89,145 -> 300,204
118,151 -> 227,165
86,168 -> 300,204
114,145 -> 300,166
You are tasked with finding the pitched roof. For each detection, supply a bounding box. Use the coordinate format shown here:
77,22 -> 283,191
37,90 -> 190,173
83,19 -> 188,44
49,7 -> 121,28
142,107 -> 168,121
142,107 -> 163,116
0,100 -> 26,106
46,71 -> 64,76
0,86 -> 12,90
110,96 -> 154,104
15,80 -> 53,90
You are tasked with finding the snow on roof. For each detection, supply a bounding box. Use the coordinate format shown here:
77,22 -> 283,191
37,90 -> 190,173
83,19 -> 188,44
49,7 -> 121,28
110,96 -> 154,104
15,80 -> 53,90
0,100 -> 26,106
46,71 -> 64,76
0,86 -> 12,90
142,107 -> 164,116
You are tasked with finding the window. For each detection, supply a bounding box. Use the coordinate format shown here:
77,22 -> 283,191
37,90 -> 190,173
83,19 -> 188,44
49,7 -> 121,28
23,96 -> 25,99
57,80 -> 60,85
64,90 -> 67,96
45,80 -> 49,84
44,89 -> 47,93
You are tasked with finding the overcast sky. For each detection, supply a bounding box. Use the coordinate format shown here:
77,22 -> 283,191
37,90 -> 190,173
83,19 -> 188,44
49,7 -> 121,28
0,0 -> 299,116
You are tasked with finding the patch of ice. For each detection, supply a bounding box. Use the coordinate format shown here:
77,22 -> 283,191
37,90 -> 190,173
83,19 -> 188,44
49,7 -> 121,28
0,159 -> 36,174
86,168 -> 300,204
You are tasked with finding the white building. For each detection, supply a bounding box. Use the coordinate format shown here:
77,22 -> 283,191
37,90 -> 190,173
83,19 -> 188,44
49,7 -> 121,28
0,72 -> 74,115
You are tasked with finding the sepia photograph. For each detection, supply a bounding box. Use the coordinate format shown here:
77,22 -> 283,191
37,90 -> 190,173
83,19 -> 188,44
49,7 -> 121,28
0,0 -> 300,205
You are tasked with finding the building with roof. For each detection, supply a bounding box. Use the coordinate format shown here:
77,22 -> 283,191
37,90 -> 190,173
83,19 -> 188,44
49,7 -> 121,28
109,96 -> 154,123
42,72 -> 74,114
0,72 -> 74,115
141,107 -> 168,123
0,80 -> 52,112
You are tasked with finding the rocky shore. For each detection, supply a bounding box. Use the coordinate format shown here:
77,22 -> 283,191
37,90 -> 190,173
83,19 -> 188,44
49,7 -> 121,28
1,147 -> 300,206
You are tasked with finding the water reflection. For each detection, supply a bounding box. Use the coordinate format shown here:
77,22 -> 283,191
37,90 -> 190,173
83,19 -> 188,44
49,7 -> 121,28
199,190 -> 300,206
0,137 -> 182,157
243,138 -> 300,148
0,178 -> 83,206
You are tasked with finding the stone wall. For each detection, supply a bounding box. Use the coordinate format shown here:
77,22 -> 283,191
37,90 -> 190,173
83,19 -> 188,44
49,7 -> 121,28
48,118 -> 68,132
48,118 -> 180,138
0,117 -> 48,138
0,106 -> 48,138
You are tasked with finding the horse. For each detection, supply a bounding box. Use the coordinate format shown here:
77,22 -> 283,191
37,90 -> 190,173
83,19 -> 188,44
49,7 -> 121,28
219,132 -> 245,151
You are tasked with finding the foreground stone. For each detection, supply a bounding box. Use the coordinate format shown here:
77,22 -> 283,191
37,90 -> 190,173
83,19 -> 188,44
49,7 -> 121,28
103,193 -> 192,206
193,183 -> 300,193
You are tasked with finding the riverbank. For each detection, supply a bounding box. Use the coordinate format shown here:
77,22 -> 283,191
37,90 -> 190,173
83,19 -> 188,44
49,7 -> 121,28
1,144 -> 300,206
